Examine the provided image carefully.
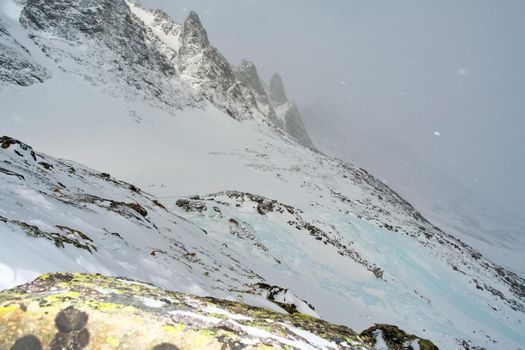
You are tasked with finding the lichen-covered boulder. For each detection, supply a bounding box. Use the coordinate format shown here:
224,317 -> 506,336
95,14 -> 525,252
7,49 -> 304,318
360,324 -> 439,350
0,273 -> 371,349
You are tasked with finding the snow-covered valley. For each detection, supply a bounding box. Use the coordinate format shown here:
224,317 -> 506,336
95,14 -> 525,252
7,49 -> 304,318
1,0 -> 524,349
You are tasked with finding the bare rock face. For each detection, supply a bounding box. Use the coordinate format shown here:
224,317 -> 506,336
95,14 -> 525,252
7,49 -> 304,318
234,60 -> 282,127
20,0 -> 169,69
360,324 -> 439,350
270,73 -> 289,106
176,12 -> 261,120
268,73 -> 315,148
231,66 -> 315,148
284,102 -> 316,149
18,0 -> 199,111
178,11 -> 210,53
235,60 -> 266,98
0,273 -> 373,350
0,19 -> 49,87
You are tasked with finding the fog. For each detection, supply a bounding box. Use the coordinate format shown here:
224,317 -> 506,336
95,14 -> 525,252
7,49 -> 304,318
141,1 -> 525,244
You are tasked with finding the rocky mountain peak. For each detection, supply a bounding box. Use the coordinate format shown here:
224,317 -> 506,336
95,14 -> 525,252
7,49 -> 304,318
180,10 -> 209,49
270,73 -> 288,106
233,60 -> 283,127
9,0 -> 314,144
284,102 -> 316,149
235,59 -> 267,98
174,12 -> 261,120
266,73 -> 315,148
17,0 -> 198,111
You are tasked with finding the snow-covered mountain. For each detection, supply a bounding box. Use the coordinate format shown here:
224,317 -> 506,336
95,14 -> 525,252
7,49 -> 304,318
0,0 -> 524,349
0,135 -> 317,316
301,100 -> 525,278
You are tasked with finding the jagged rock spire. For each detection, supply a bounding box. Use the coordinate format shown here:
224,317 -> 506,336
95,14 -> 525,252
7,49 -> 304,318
266,73 -> 315,149
284,103 -> 315,149
270,73 -> 288,106
235,60 -> 267,96
234,60 -> 281,126
180,10 -> 209,49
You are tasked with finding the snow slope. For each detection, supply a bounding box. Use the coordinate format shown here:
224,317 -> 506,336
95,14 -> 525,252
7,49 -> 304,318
1,0 -> 524,349
0,136 -> 314,316
302,105 -> 525,278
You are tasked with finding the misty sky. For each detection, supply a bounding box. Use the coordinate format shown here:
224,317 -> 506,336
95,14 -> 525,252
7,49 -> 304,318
141,0 -> 525,220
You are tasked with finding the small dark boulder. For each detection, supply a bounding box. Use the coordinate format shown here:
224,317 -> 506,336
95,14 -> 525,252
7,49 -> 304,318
129,184 -> 140,193
126,203 -> 148,217
38,162 -> 54,170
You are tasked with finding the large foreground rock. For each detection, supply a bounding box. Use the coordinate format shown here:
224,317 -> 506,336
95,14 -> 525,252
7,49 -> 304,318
0,273 -> 372,349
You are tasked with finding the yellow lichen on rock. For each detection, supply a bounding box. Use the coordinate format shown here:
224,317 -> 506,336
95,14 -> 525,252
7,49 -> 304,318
0,272 -> 373,350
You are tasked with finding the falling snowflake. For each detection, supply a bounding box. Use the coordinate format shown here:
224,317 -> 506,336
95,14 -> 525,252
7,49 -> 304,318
457,68 -> 469,76
434,131 -> 441,136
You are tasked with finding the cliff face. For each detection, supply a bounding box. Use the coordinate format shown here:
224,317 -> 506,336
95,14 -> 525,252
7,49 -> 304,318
18,0 -> 199,112
234,60 -> 282,128
0,272 -> 373,350
269,73 -> 289,106
269,73 -> 316,149
174,11 -> 261,120
233,62 -> 316,148
0,18 -> 49,87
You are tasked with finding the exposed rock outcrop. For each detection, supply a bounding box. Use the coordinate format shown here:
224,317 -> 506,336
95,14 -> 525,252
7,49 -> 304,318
0,18 -> 49,87
360,324 -> 439,350
0,273 -> 373,350
270,73 -> 289,106
175,11 -> 261,120
175,191 -> 385,280
18,0 -> 199,111
234,60 -> 283,128
269,73 -> 315,149
283,101 -> 316,148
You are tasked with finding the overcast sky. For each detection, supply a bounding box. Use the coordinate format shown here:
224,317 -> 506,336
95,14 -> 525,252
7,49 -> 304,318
141,0 -> 525,220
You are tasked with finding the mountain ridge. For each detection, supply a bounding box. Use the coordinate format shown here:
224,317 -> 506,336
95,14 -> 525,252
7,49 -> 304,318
1,0 -> 524,349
